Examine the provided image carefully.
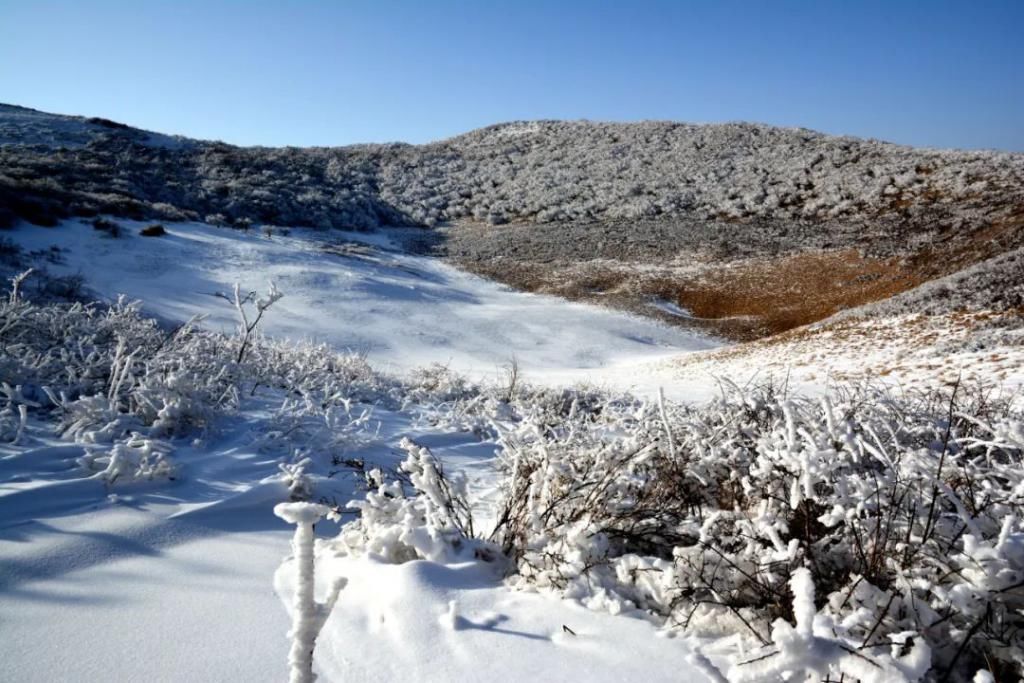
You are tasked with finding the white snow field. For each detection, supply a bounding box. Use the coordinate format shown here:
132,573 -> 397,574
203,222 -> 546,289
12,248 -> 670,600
7,219 -> 716,394
1,220 -> 721,682
1,396 -> 717,682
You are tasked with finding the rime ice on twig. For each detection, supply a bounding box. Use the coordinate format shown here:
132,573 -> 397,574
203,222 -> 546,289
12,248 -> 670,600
274,502 -> 347,683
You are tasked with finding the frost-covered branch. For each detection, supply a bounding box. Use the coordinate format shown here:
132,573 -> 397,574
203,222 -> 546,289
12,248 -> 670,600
216,281 -> 283,363
274,502 -> 347,683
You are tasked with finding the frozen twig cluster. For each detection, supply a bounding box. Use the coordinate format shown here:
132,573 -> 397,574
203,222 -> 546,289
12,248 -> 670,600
215,281 -> 283,363
473,380 -> 1024,680
336,438 -> 486,564
0,276 -> 392,487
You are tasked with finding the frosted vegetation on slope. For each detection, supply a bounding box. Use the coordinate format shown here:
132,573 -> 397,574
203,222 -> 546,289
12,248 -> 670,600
844,245 -> 1024,318
331,374 -> 1024,681
1,104 -> 1021,236
4,269 -> 1024,681
0,219 -> 714,387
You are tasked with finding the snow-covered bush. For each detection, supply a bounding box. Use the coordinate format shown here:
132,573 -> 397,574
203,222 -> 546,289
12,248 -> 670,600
0,382 -> 31,444
480,380 -> 1024,681
312,370 -> 1023,678
79,434 -> 176,484
335,437 -> 485,564
406,362 -> 477,403
0,276 -> 396,492
216,281 -> 283,364
728,567 -> 932,682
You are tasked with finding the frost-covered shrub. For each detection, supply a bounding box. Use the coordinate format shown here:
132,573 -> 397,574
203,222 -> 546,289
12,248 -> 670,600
317,374 -> 1009,679
0,383 -> 30,444
728,568 -> 931,682
278,459 -> 315,501
260,395 -> 377,465
482,381 -> 1024,681
79,434 -> 175,484
0,275 -> 395,491
335,437 -> 483,564
406,363 -> 477,403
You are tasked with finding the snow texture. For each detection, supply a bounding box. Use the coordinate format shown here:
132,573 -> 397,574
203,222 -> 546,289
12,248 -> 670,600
3,212 -> 1022,682
3,218 -> 715,395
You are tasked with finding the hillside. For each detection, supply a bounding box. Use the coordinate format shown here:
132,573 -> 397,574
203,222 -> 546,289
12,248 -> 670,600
4,104 -> 1024,682
3,103 -> 1022,230
3,103 -> 1022,339
2,222 -> 1022,681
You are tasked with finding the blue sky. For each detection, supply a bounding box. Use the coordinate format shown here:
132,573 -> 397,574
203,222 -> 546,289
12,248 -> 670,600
1,1 -> 1021,150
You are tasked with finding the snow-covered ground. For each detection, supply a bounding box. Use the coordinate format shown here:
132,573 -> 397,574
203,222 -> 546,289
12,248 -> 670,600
8,219 -> 1019,681
8,219 -> 715,397
1,388 -> 722,682
276,554 -> 715,683
0,220 -> 723,682
664,310 -> 1024,398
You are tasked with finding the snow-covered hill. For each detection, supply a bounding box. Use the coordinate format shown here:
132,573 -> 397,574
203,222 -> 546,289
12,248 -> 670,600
2,102 -> 1021,234
4,219 -> 714,395
0,223 -> 725,681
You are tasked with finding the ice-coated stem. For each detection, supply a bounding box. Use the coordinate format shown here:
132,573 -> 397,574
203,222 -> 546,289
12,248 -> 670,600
274,502 -> 345,683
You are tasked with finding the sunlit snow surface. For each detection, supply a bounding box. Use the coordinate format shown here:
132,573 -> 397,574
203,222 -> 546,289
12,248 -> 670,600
0,220 -> 719,682
9,220 -> 716,393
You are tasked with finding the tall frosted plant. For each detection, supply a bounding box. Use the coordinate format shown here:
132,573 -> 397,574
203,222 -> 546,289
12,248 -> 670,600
274,502 -> 346,683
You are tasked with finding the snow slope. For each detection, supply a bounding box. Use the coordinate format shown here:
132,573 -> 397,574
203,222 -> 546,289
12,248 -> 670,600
276,554 -> 716,683
0,386 -> 716,682
0,221 -> 722,682
7,219 -> 716,397
0,402 -> 296,682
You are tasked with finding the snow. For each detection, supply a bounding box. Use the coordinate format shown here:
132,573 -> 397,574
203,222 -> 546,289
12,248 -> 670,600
276,501 -> 331,525
0,404 -> 297,681
8,219 -> 715,398
0,215 -> 720,683
648,296 -> 695,318
664,310 -> 1024,399
7,217 -> 1014,680
276,554 -> 716,683
2,520 -> 291,683
0,391 -> 718,682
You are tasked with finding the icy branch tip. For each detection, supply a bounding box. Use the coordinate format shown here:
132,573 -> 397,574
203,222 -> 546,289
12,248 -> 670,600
274,502 -> 330,525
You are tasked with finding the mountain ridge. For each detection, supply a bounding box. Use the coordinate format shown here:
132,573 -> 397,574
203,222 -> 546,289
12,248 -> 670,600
6,102 -> 1021,154
1,103 -> 1021,340
2,102 -> 1021,230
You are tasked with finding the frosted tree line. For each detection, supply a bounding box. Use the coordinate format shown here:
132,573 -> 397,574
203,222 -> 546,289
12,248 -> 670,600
2,105 -> 1022,237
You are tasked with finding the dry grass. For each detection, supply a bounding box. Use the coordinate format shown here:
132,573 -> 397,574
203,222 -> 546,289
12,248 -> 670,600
452,204 -> 1024,343
652,249 -> 923,338
455,248 -> 927,340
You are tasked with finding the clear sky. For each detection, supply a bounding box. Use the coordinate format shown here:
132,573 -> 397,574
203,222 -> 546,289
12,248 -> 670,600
1,1 -> 1021,150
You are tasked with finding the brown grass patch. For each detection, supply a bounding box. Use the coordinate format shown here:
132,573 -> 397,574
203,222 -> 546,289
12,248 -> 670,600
456,250 -> 929,341
647,249 -> 924,339
450,206 -> 1024,343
